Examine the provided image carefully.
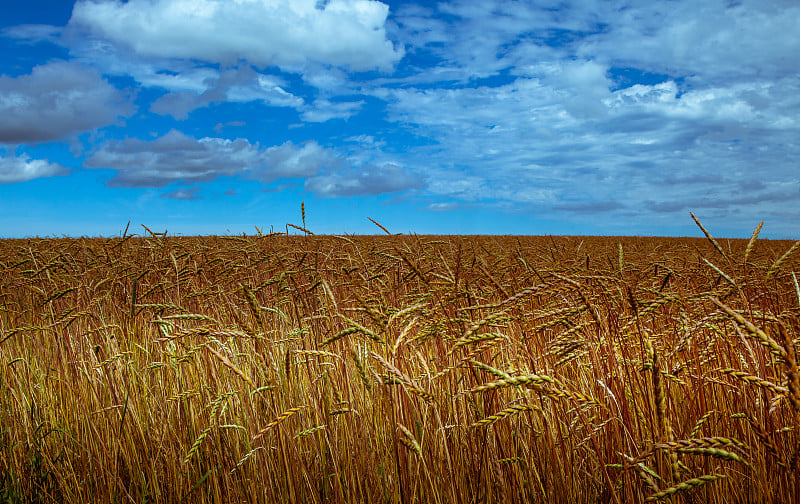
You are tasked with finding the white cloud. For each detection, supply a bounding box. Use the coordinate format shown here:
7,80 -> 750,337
139,67 -> 219,93
66,36 -> 220,93
1,24 -> 62,44
231,74 -> 302,107
84,129 -> 422,197
345,135 -> 386,149
375,60 -> 800,217
84,130 -> 338,187
546,60 -> 611,119
390,1 -> 800,86
363,0 -> 800,224
254,141 -> 338,181
4,0 -> 797,230
0,61 -> 132,144
301,99 -> 364,123
305,163 -> 424,197
162,186 -> 202,200
70,0 -> 403,71
578,1 -> 800,83
149,68 -> 304,119
0,153 -> 67,183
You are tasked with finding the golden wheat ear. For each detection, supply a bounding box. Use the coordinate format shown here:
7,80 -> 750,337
690,212 -> 727,258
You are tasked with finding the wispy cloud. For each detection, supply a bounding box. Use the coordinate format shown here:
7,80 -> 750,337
150,68 -> 304,120
162,186 -> 202,200
300,99 -> 365,123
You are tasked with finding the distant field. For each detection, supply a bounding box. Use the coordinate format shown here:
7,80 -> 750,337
1,227 -> 799,503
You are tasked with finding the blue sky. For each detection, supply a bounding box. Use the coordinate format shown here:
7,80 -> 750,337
1,0 -> 798,237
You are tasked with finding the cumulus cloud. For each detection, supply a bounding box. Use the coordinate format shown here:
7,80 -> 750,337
253,141 -> 339,181
305,163 -> 424,197
0,61 -> 132,144
84,130 -> 338,187
0,153 -> 67,183
69,0 -> 403,71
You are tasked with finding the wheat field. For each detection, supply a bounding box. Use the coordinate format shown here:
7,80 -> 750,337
1,219 -> 799,503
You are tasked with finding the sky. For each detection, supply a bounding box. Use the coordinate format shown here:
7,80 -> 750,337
0,0 -> 798,238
